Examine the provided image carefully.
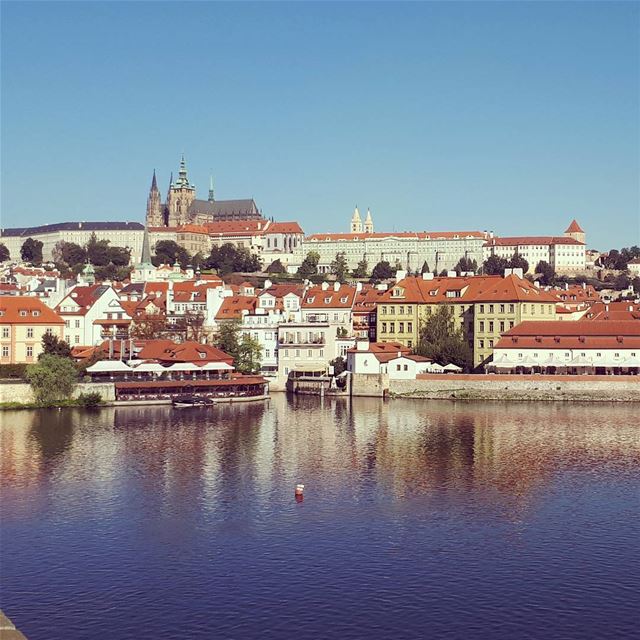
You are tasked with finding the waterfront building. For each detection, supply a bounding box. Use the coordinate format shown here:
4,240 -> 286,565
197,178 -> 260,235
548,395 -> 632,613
277,321 -> 336,378
0,297 -> 64,364
483,221 -> 586,274
0,222 -> 145,264
346,341 -> 432,379
353,284 -> 388,341
488,320 -> 640,374
301,282 -> 357,346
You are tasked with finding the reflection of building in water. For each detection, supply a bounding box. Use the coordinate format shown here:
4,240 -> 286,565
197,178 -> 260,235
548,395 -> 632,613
2,401 -> 639,524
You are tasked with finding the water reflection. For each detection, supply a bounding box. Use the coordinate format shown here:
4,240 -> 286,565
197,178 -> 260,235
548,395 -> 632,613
2,397 -> 639,517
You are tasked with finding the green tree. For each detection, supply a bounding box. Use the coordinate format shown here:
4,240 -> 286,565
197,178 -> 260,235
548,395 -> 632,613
454,256 -> 478,274
86,233 -> 111,266
614,273 -> 631,290
21,237 -> 43,265
107,245 -> 131,267
330,356 -> 346,375
0,243 -> 10,262
205,243 -> 261,275
191,251 -> 206,270
26,354 -> 78,405
236,334 -> 263,374
213,321 -> 241,361
94,264 -> 133,282
266,258 -> 286,274
535,260 -> 556,286
331,252 -> 349,282
40,333 -> 72,359
297,251 -> 320,278
508,252 -> 529,274
416,306 -> 472,371
52,241 -> 87,270
420,261 -> 430,275
370,260 -> 394,281
153,240 -> 190,269
482,254 -> 508,275
352,258 -> 368,278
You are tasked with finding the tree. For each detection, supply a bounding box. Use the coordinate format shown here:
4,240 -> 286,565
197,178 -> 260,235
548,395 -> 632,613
508,252 -> 529,274
297,251 -> 320,278
370,260 -> 394,281
40,332 -> 72,359
415,306 -> 472,371
352,258 -> 368,278
420,261 -> 430,275
205,243 -> 261,275
632,276 -> 640,293
330,356 -> 346,375
482,254 -> 508,276
439,269 -> 448,277
213,321 -> 241,361
173,310 -> 208,342
535,260 -> 556,286
153,240 -> 190,269
52,241 -> 87,269
0,243 -> 10,262
130,313 -> 170,339
86,233 -> 111,266
21,237 -> 43,265
191,251 -> 206,271
236,334 -> 262,374
26,354 -> 78,405
266,259 -> 286,274
107,245 -> 131,267
614,273 -> 631,290
454,256 -> 478,275
94,264 -> 133,282
330,252 -> 349,282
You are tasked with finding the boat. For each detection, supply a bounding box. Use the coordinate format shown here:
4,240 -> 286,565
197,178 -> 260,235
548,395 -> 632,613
171,395 -> 213,408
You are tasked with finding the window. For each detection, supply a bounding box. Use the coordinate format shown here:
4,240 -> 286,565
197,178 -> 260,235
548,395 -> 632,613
396,364 -> 401,371
478,339 -> 484,349
399,322 -> 404,333
509,321 -> 514,329
27,328 -> 34,338
489,304 -> 494,313
1,327 -> 8,338
489,339 -> 494,348
509,304 -> 515,313
479,321 -> 485,332
75,336 -> 80,344
489,321 -> 494,332
319,349 -> 324,357
75,319 -> 80,328
407,322 -> 413,333
296,349 -> 300,358
1,346 -> 9,357
381,322 -> 387,333
499,321 -> 505,333
19,310 -> 27,317
407,306 -> 412,313
65,320 -> 70,328
33,310 -> 40,317
404,365 -> 408,371
399,306 -> 404,315
499,304 -> 505,313
389,322 -> 395,333
265,349 -> 270,358
26,346 -> 33,358
408,340 -> 412,348
479,304 -> 485,313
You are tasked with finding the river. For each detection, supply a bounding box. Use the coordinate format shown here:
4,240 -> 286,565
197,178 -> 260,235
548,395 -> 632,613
1,396 -> 639,639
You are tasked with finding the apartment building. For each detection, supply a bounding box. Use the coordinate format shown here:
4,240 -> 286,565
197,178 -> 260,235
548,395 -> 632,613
0,297 -> 65,364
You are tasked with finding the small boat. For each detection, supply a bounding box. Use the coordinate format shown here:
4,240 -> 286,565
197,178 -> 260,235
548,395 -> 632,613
172,395 -> 213,408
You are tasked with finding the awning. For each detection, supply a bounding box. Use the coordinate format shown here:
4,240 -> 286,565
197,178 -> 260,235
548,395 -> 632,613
86,360 -> 132,373
202,362 -> 234,371
443,363 -> 462,372
132,362 -> 167,373
167,362 -> 201,372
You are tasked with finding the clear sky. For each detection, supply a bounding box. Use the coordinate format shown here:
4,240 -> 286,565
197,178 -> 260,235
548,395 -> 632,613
1,1 -> 638,250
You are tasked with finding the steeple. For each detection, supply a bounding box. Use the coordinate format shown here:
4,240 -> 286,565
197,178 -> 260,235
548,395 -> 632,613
350,205 -> 362,233
208,174 -> 215,202
174,153 -> 194,189
140,225 -> 152,265
145,169 -> 163,227
364,208 -> 374,234
151,169 -> 158,191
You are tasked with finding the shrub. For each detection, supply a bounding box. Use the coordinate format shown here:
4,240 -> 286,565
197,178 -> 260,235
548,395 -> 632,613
76,391 -> 102,407
0,364 -> 28,379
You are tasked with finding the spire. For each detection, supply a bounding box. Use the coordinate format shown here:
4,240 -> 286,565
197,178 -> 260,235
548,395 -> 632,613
208,174 -> 215,202
140,225 -> 152,265
365,208 -> 372,222
352,205 -> 361,221
151,169 -> 158,191
168,172 -> 174,191
174,153 -> 194,190
364,207 -> 374,233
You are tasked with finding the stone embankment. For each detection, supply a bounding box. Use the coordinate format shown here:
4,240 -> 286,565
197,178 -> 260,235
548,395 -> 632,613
352,373 -> 640,402
0,381 -> 115,405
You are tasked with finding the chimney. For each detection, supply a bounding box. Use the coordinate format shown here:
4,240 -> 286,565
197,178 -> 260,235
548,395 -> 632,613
264,278 -> 272,289
396,270 -> 407,280
356,340 -> 369,351
503,268 -> 512,278
356,282 -> 363,291
489,230 -> 494,239
512,268 -> 523,279
534,281 -> 540,288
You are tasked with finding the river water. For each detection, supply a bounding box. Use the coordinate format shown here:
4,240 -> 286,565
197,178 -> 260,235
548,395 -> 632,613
1,396 -> 639,639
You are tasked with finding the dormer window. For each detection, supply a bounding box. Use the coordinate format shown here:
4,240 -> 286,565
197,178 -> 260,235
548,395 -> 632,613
324,297 -> 331,304
307,296 -> 315,303
199,353 -> 206,359
32,310 -> 40,317
340,297 -> 347,303
19,310 -> 27,316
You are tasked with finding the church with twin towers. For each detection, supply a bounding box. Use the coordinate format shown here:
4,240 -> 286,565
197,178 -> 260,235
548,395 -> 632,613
350,206 -> 374,234
145,155 -> 263,228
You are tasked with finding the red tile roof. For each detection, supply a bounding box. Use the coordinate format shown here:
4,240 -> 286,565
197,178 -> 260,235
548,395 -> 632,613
56,284 -> 109,316
0,297 -> 64,325
137,340 -> 233,365
267,221 -> 304,234
215,296 -> 257,320
306,231 -> 485,241
565,219 -> 584,233
303,284 -> 357,308
581,301 -> 640,322
204,220 -> 267,236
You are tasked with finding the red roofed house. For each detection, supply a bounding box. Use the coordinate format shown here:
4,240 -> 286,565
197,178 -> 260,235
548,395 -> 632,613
0,297 -> 65,364
488,320 -> 640,374
346,341 -> 433,379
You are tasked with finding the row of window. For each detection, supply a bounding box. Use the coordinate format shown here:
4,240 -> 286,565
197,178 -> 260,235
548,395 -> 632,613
380,305 -> 413,315
282,349 -> 325,358
0,310 -> 41,317
380,322 -> 414,334
1,345 -> 34,357
478,320 -> 515,333
1,327 -> 36,338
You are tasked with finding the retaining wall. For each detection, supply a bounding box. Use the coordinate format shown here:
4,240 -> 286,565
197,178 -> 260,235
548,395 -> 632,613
388,374 -> 640,402
0,381 -> 116,404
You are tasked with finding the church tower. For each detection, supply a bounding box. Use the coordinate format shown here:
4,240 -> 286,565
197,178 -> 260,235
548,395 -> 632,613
166,154 -> 196,226
564,219 -> 586,245
364,208 -> 374,233
145,170 -> 164,227
350,206 -> 362,233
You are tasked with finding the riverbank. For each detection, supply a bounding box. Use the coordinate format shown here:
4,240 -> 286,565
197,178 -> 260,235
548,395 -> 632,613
390,374 -> 640,402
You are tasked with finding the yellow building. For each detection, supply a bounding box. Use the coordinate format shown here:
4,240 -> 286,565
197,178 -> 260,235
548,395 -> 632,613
376,273 -> 560,369
0,297 -> 65,364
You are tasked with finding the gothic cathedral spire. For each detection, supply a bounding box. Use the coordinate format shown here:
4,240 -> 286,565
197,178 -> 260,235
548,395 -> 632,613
145,169 -> 164,227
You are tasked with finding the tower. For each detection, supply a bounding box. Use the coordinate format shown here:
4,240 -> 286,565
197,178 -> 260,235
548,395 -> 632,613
350,206 -> 362,233
208,175 -> 215,203
564,219 -> 586,245
364,208 -> 374,233
145,170 -> 164,227
166,154 -> 196,226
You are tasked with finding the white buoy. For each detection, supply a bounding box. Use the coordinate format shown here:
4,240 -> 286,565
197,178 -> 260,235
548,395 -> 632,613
295,483 -> 305,496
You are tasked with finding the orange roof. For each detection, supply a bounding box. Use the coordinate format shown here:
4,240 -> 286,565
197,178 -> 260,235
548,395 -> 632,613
347,341 -> 411,363
581,301 -> 640,322
178,224 -> 208,234
565,219 -> 584,233
303,284 -> 357,308
56,284 -> 109,316
205,220 -> 267,236
137,340 -> 233,365
0,296 -> 64,325
215,296 -> 257,320
484,236 -> 584,247
259,283 -> 305,299
306,231 -> 485,241
267,221 -> 304,234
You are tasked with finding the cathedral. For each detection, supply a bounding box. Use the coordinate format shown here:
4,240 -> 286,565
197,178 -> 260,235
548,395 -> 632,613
145,155 -> 263,228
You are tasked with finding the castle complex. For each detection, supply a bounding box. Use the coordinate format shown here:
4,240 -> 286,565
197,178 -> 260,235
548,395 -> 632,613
146,155 -> 263,228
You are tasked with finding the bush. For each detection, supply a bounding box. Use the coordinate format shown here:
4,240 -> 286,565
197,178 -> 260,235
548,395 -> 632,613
76,391 -> 103,407
26,354 -> 78,405
0,364 -> 28,379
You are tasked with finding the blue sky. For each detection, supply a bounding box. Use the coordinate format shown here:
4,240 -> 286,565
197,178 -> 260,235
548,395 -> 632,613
1,1 -> 638,250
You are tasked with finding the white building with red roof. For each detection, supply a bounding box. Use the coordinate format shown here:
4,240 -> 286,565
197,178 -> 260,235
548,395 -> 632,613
346,341 -> 433,379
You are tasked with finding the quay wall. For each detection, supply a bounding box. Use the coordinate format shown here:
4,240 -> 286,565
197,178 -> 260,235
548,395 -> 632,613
386,374 -> 640,402
0,381 -> 116,404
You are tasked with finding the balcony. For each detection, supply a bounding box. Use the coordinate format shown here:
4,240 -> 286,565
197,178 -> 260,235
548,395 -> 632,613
278,337 -> 325,346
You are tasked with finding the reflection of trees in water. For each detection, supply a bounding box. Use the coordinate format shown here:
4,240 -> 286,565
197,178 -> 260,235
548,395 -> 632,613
28,409 -> 75,464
